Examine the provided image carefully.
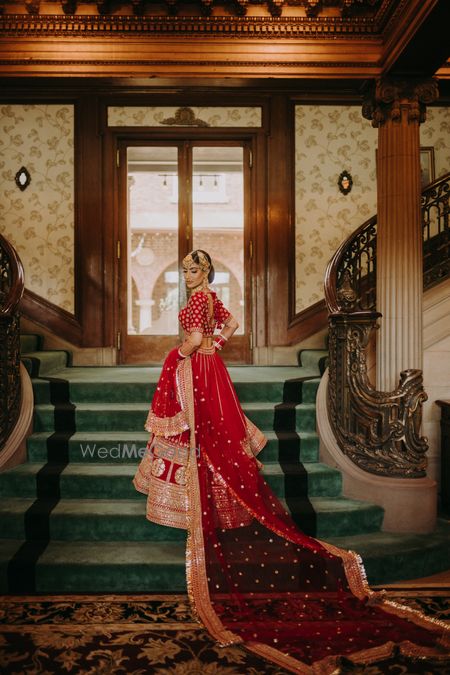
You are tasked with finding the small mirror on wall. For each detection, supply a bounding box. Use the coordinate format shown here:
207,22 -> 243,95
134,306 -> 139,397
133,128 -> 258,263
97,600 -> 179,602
15,166 -> 31,191
338,170 -> 353,195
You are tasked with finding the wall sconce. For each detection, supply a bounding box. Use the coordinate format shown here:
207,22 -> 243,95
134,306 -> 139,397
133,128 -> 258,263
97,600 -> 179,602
338,170 -> 353,195
15,166 -> 31,191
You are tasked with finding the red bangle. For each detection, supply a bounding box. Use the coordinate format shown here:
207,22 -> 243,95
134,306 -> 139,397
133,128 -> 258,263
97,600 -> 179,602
213,335 -> 226,350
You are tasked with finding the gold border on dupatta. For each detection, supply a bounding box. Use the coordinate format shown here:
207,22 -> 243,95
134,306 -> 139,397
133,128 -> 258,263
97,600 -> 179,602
320,539 -> 450,644
177,356 -> 242,648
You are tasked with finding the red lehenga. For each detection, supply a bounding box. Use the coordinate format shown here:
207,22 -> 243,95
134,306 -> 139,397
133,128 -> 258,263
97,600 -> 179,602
133,290 -> 450,674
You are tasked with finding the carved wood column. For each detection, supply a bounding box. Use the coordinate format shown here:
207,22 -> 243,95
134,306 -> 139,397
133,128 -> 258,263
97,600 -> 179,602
362,79 -> 438,391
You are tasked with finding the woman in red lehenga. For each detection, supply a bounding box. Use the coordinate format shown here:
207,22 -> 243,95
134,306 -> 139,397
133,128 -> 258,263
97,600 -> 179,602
134,249 -> 450,674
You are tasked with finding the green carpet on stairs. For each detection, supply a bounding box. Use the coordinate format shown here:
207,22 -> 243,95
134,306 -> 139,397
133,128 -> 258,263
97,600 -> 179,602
0,334 -> 448,594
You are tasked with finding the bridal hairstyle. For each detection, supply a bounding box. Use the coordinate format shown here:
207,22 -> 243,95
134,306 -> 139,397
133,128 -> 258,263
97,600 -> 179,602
191,249 -> 215,283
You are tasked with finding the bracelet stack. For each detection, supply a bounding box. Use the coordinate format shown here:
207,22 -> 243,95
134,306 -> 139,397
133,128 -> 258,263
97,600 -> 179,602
213,333 -> 228,350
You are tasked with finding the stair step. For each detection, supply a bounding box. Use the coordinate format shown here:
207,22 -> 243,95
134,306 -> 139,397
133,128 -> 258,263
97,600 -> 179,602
0,495 -> 383,541
328,520 -> 450,585
298,349 -> 328,373
263,462 -> 342,497
31,376 -> 321,406
282,497 -> 384,538
15,355 -> 444,591
0,461 -> 342,499
14,540 -> 187,593
20,334 -> 42,353
3,520 -> 450,593
32,401 -> 318,433
0,498 -> 185,542
0,539 -> 28,591
20,350 -> 70,377
26,430 -> 320,464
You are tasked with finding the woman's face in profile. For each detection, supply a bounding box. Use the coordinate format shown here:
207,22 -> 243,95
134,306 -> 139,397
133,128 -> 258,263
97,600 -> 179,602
183,263 -> 205,290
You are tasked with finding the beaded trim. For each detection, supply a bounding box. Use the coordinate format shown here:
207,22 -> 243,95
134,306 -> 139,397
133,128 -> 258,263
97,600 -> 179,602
144,407 -> 189,437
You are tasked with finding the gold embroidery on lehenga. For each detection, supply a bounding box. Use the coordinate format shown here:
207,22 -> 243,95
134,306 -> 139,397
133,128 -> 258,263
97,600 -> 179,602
197,345 -> 215,354
174,466 -> 187,486
151,458 -> 166,478
145,407 -> 189,437
145,479 -> 188,529
133,436 -> 190,530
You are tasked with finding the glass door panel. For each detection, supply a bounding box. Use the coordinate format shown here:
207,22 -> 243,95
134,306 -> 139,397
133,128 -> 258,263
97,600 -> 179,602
192,146 -> 245,335
127,146 -> 179,337
119,140 -> 251,365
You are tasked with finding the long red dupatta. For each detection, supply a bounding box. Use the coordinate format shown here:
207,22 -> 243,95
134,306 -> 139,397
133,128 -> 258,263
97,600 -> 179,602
140,347 -> 450,674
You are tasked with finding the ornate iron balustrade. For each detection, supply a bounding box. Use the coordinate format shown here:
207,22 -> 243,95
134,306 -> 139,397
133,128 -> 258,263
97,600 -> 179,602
0,234 -> 25,452
324,172 -> 450,478
423,174 -> 450,290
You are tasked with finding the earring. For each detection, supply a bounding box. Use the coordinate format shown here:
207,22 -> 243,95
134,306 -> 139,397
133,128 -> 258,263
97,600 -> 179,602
202,275 -> 209,290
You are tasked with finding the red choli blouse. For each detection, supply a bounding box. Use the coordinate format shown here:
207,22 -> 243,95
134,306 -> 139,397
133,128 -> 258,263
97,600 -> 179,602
178,291 -> 231,336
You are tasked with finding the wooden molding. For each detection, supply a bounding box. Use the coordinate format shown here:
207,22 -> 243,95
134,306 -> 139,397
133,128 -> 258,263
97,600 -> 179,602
0,1 -> 445,80
0,12 -> 384,79
381,0 -> 441,73
287,300 -> 328,344
0,11 -> 391,37
20,288 -> 83,346
0,46 -> 382,79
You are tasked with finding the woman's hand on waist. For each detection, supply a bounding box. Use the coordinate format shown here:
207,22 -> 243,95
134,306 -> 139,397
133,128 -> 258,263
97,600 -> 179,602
178,331 -> 203,358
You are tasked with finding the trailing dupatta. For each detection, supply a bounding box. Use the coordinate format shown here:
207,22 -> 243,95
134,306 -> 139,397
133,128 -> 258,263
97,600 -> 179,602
173,355 -> 450,674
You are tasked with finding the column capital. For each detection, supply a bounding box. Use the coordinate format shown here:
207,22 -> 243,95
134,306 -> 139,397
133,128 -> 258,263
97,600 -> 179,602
362,78 -> 439,128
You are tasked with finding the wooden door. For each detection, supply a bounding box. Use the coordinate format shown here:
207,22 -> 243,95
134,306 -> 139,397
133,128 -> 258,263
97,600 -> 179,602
117,140 -> 252,364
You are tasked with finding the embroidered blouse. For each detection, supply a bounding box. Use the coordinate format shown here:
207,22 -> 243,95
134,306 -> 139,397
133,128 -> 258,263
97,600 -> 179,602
178,291 -> 231,336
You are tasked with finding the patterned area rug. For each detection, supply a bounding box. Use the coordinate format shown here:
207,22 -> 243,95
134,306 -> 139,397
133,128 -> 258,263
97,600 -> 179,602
0,590 -> 449,674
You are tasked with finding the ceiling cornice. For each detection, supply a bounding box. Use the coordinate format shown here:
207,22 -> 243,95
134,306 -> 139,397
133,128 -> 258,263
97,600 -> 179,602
0,0 -> 446,81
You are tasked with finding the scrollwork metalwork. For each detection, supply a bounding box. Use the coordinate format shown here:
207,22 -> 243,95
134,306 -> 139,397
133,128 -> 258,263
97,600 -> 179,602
422,174 -> 450,289
324,172 -> 450,478
327,313 -> 428,477
0,234 -> 25,453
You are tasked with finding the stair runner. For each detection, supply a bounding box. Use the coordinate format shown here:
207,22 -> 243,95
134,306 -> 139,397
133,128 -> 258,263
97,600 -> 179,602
1,335 -> 449,593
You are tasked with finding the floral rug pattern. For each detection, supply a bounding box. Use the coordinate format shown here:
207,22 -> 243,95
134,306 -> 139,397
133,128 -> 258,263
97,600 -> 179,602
1,591 -> 449,674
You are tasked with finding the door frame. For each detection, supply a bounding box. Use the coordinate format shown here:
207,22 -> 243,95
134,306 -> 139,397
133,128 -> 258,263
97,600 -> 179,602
112,129 -> 260,365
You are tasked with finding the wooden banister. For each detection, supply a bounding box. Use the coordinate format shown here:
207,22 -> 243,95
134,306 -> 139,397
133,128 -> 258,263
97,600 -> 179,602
0,233 -> 25,451
323,172 -> 450,478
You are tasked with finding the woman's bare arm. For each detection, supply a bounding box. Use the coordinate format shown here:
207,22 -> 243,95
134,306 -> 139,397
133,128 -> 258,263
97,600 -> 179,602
178,331 -> 203,357
213,315 -> 238,351
220,315 -> 238,341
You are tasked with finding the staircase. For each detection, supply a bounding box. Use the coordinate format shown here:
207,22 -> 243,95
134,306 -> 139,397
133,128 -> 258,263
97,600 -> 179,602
1,335 -> 449,593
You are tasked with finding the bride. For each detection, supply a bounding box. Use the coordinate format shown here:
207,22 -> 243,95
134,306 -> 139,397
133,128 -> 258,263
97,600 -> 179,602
134,249 -> 449,674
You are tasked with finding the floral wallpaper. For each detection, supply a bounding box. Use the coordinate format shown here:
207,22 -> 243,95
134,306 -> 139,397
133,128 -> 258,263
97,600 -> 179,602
294,105 -> 450,313
0,104 -> 74,313
294,105 -> 378,312
108,106 -> 262,128
421,106 -> 450,180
